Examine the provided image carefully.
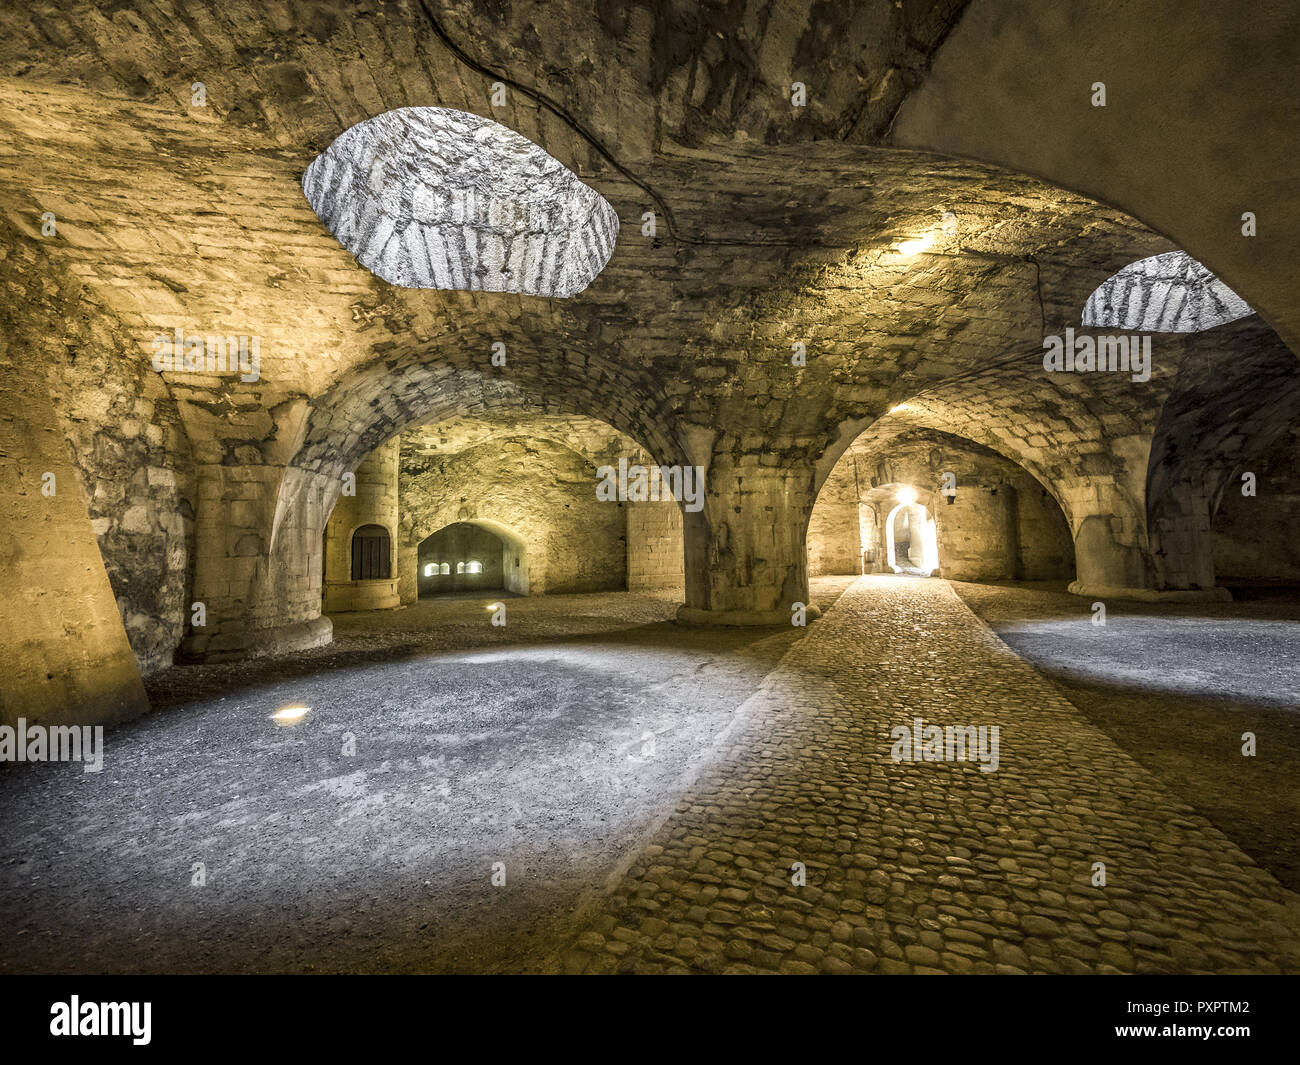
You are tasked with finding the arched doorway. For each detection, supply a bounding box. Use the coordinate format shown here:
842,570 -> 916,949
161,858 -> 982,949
417,521 -> 516,598
351,523 -> 392,580
884,491 -> 939,576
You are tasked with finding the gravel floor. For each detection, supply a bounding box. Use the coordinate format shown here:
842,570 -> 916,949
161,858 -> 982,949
0,582 -> 854,974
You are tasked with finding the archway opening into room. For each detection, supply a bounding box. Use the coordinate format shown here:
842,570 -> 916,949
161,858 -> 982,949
417,522 -> 512,598
884,489 -> 939,576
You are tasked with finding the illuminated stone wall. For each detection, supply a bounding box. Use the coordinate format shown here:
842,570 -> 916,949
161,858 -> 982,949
322,438 -> 400,613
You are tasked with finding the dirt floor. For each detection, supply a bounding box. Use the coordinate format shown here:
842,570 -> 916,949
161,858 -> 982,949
0,580 -> 855,974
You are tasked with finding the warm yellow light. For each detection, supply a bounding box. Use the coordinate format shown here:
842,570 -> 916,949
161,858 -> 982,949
896,234 -> 933,256
271,704 -> 310,725
888,403 -> 909,414
897,486 -> 918,505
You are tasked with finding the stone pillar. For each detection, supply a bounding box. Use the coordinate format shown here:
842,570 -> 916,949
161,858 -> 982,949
1062,480 -> 1228,602
0,354 -> 149,726
322,438 -> 401,612
677,454 -> 820,626
180,462 -> 334,661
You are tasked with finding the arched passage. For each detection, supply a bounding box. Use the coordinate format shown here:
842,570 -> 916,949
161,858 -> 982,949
884,496 -> 939,576
810,423 -> 1074,585
416,520 -> 522,597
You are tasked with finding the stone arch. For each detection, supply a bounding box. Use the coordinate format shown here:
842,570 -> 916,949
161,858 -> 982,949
811,418 -> 1076,584
416,518 -> 528,596
292,351 -> 689,487
399,431 -> 631,599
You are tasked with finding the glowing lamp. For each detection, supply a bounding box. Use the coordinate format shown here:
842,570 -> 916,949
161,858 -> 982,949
896,234 -> 933,256
271,704 -> 310,726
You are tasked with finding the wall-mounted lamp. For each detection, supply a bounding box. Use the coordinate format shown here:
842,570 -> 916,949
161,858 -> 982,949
895,234 -> 933,257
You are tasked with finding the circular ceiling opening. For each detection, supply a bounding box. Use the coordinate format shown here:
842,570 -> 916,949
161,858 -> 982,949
303,106 -> 619,297
1082,250 -> 1254,332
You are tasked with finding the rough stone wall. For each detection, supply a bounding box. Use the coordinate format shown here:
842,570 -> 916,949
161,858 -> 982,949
2,240 -> 194,677
934,486 -> 1018,580
1213,426 -> 1300,583
322,437 -> 400,612
399,435 -> 626,596
807,456 -> 862,576
417,522 -> 506,595
1014,484 -> 1078,580
626,497 -> 686,595
0,269 -> 148,725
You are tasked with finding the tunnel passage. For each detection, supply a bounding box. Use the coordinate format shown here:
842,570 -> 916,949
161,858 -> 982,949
809,424 -> 1076,584
417,522 -> 510,597
313,411 -> 685,615
885,497 -> 938,576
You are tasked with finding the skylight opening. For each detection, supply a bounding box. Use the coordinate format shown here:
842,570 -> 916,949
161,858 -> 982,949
303,107 -> 618,297
1082,250 -> 1253,332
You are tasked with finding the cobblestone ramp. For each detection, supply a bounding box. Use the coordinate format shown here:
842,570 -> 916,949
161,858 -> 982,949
557,576 -> 1300,974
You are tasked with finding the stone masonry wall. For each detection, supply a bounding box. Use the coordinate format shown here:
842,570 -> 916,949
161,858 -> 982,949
0,253 -> 149,724
626,497 -> 686,596
812,427 -> 1074,582
1213,425 -> 1300,583
4,240 -> 195,677
322,437 -> 400,612
399,435 -> 626,596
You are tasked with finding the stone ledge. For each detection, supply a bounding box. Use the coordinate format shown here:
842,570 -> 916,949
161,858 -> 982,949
178,616 -> 333,663
1068,581 -> 1233,603
675,604 -> 823,627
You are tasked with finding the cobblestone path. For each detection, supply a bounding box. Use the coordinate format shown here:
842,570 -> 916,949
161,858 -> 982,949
558,576 -> 1300,974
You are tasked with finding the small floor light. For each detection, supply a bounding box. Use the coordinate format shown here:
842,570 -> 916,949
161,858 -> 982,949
271,704 -> 310,726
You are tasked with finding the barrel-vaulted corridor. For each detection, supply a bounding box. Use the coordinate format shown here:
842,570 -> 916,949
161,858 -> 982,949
0,0 -> 1297,990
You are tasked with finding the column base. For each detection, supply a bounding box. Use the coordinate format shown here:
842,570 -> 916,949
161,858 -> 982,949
179,616 -> 333,663
675,604 -> 823,627
1068,581 -> 1233,603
